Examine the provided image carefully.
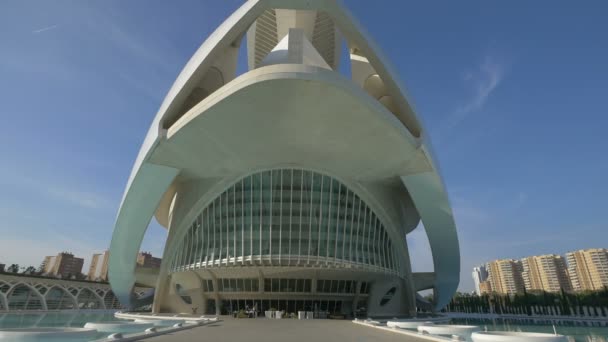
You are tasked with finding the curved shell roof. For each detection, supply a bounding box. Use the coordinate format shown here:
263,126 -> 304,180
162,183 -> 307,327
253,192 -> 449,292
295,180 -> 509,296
108,0 -> 459,311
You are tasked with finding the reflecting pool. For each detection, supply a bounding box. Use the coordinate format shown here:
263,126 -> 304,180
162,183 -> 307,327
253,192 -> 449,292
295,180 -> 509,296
0,311 -> 126,341
452,318 -> 608,342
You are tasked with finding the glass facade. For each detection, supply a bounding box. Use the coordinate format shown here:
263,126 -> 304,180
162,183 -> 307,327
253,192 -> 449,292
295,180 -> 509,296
0,281 -> 123,311
6,284 -> 45,310
263,278 -> 312,293
76,289 -> 103,309
103,291 -> 121,309
217,278 -> 259,292
170,169 -> 401,275
46,287 -> 76,310
214,299 -> 351,316
316,280 -> 370,294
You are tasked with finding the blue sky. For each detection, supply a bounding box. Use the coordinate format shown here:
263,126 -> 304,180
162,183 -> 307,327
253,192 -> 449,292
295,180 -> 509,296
0,1 -> 606,292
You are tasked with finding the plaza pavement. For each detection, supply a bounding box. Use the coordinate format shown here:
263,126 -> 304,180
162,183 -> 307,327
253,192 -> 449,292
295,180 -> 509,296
141,317 -> 426,342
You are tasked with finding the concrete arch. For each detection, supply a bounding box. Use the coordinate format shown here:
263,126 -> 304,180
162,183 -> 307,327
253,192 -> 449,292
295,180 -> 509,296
6,282 -> 47,311
67,287 -> 79,297
76,288 -> 105,309
0,281 -> 10,294
45,286 -> 78,310
0,293 -> 7,311
34,284 -> 48,295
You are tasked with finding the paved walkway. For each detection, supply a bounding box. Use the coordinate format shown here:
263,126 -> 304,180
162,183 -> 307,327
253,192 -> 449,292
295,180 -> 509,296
141,317 -> 424,341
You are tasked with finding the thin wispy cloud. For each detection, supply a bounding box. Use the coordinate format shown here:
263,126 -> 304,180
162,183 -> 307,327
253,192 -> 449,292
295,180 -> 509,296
435,55 -> 506,139
32,24 -> 59,34
457,57 -> 504,115
0,172 -> 112,210
47,187 -> 110,210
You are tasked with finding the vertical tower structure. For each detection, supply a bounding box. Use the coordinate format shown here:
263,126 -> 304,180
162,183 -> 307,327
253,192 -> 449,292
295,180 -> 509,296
520,254 -> 571,293
108,0 -> 459,317
566,248 -> 608,291
472,265 -> 489,296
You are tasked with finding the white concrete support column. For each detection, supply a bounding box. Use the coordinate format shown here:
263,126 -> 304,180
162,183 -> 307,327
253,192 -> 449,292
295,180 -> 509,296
401,170 -> 459,310
109,162 -> 179,308
258,270 -> 264,294
352,280 -> 362,316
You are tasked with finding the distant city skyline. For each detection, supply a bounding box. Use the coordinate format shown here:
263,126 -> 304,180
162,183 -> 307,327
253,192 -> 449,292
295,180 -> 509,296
473,248 -> 608,295
0,250 -> 161,281
1,1 -> 607,292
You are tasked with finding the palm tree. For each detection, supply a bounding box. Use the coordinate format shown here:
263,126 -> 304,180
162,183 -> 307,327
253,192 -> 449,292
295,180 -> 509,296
22,266 -> 37,274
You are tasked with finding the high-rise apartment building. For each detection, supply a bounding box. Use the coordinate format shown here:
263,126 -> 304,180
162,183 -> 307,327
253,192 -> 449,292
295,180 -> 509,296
520,254 -> 571,293
88,251 -> 110,281
566,248 -> 608,291
479,280 -> 492,294
136,252 -> 161,268
472,265 -> 489,295
487,259 -> 524,295
42,252 -> 84,278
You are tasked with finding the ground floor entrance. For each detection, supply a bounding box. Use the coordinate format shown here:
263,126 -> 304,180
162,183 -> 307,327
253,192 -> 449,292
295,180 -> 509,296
206,298 -> 367,318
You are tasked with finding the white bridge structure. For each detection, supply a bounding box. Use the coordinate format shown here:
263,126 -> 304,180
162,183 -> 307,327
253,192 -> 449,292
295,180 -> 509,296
0,274 -> 148,311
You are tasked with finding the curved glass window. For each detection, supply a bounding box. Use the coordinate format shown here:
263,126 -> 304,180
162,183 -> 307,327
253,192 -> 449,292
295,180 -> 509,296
7,284 -> 45,310
170,169 -> 401,275
46,286 -> 76,310
77,289 -> 103,309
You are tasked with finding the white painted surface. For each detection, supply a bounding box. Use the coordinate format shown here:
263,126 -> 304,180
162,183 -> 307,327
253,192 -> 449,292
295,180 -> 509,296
84,321 -> 154,333
134,319 -> 184,326
386,316 -> 449,329
471,331 -> 568,342
0,327 -> 98,342
417,324 -> 481,339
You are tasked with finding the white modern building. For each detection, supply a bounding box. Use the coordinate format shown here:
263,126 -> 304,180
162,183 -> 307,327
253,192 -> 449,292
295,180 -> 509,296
108,0 -> 459,317
472,265 -> 489,295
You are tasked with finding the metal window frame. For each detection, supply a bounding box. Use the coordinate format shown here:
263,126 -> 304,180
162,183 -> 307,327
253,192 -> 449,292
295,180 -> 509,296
334,183 -> 341,265
233,183 -> 237,265
288,169 -> 294,266
212,200 -> 217,267
349,191 -> 355,263
259,172 -> 263,261
317,175 -> 324,262
298,169 -> 304,265
326,178 -> 333,263
278,169 -> 283,264
269,170 -> 273,261
307,171 -> 314,264
205,208 -> 209,266
371,217 -> 378,267
355,196 -> 362,264
250,175 -> 254,261
241,180 -> 245,265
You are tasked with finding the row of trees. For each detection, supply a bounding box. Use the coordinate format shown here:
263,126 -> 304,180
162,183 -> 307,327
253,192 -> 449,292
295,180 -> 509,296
444,287 -> 608,317
1,264 -> 86,280
2,264 -> 37,274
